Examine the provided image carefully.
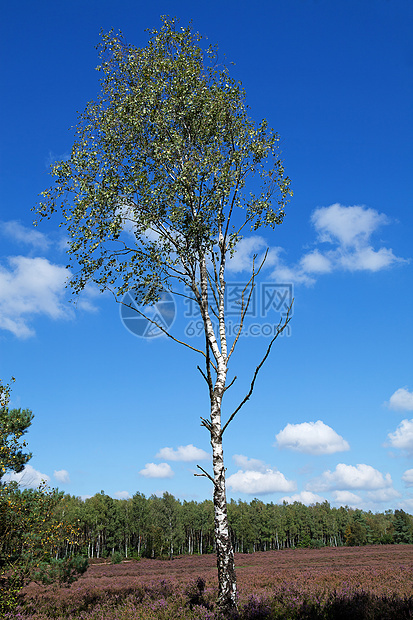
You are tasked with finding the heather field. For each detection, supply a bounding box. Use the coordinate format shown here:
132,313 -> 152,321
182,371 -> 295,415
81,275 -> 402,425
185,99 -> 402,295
9,545 -> 413,619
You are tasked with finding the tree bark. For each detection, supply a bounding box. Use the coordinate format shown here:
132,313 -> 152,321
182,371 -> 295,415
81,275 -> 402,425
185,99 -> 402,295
211,428 -> 237,613
210,365 -> 237,613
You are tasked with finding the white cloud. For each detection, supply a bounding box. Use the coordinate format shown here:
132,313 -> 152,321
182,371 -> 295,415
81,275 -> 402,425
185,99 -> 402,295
0,255 -> 99,337
311,204 -> 405,274
218,204 -> 404,289
232,454 -> 267,472
114,491 -> 132,499
275,420 -> 350,455
332,490 -> 363,507
386,388 -> 413,412
308,463 -> 392,492
226,236 -> 264,273
280,491 -> 325,505
300,250 -> 333,274
3,464 -> 50,488
399,497 -> 413,513
1,220 -> 51,251
270,204 -> 405,288
227,459 -> 296,495
366,487 -> 401,502
387,419 -> 413,454
271,264 -> 316,286
226,236 -> 283,273
337,246 -> 400,272
0,256 -> 71,337
54,469 -> 70,484
402,469 -> 413,487
156,444 -> 209,462
311,203 -> 389,247
139,462 -> 174,478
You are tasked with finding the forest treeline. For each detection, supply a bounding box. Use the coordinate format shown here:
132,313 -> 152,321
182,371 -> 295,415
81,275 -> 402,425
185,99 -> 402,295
6,488 -> 411,562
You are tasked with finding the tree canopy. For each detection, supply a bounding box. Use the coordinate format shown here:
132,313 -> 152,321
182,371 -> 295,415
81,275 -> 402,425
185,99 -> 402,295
0,378 -> 34,481
37,17 -> 291,307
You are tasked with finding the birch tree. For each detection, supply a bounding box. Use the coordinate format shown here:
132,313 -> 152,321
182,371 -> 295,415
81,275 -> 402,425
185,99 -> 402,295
36,17 -> 292,613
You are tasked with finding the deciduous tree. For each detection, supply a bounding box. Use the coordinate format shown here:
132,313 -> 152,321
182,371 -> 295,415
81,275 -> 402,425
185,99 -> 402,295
36,17 -> 292,612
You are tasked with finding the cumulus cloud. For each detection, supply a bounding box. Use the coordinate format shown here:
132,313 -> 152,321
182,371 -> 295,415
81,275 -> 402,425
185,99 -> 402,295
227,469 -> 296,495
280,491 -> 325,505
3,464 -> 50,488
308,463 -> 392,492
271,204 -> 405,286
271,262 -> 315,286
366,487 -> 401,502
227,455 -> 296,495
275,420 -> 350,455
386,388 -> 413,412
114,491 -> 132,499
0,255 -> 99,338
156,444 -> 209,462
232,454 -> 267,472
311,204 -> 404,272
387,419 -> 413,454
1,220 -> 51,251
337,246 -> 401,272
299,250 -> 333,274
311,203 -> 389,247
139,462 -> 174,478
402,469 -> 413,487
54,469 -> 70,484
210,204 -> 405,288
332,490 -> 363,507
0,256 -> 71,337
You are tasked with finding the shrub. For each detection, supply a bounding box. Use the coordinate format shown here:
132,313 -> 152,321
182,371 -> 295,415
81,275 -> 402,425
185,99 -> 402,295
111,551 -> 124,565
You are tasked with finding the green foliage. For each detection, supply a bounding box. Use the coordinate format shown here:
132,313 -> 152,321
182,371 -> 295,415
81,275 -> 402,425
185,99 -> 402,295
110,551 -> 124,564
0,378 -> 34,480
32,555 -> 88,586
0,572 -> 23,616
59,492 -> 411,559
345,519 -> 367,546
36,16 -> 292,306
0,482 -> 84,613
393,509 -> 413,544
0,381 -> 85,614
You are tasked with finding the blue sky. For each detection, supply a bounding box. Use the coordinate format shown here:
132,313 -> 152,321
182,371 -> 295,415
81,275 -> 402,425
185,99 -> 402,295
1,0 -> 412,511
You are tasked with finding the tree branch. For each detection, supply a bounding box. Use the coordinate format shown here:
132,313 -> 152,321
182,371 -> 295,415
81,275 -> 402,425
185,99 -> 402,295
114,291 -> 207,357
227,249 -> 269,362
221,300 -> 293,436
200,416 -> 213,432
194,464 -> 215,484
223,375 -> 237,392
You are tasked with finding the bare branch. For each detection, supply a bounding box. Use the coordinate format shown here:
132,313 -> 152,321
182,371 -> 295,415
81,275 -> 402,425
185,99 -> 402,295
194,464 -> 215,484
114,290 -> 207,357
221,300 -> 293,436
223,375 -> 237,392
227,249 -> 269,361
200,416 -> 213,432
197,365 -> 209,385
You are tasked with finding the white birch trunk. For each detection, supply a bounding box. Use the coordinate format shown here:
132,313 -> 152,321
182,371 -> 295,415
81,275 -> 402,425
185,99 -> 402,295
195,248 -> 239,612
210,362 -> 237,612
